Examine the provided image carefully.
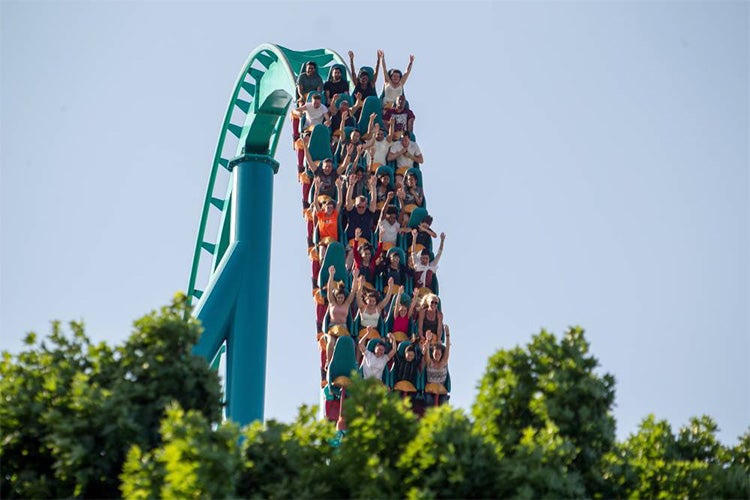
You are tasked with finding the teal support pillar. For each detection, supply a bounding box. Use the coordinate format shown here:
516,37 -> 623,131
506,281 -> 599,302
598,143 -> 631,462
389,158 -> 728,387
224,153 -> 278,425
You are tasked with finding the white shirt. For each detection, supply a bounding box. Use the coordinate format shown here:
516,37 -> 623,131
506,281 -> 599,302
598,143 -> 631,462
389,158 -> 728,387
389,141 -> 422,169
378,219 -> 400,243
303,103 -> 328,126
383,82 -> 404,106
369,137 -> 392,167
412,252 -> 439,287
362,350 -> 389,379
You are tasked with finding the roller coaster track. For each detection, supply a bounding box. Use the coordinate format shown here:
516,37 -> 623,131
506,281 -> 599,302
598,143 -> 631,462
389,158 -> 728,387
187,44 -> 347,426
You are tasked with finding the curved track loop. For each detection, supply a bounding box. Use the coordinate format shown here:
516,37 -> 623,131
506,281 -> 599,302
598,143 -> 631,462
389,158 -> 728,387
187,45 -> 346,311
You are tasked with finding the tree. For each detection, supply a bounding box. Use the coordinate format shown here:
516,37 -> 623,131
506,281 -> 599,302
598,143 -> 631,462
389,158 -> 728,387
120,403 -> 241,499
606,415 -> 750,499
398,405 -> 501,499
472,327 -> 616,497
0,294 -> 222,498
4,307 -> 749,499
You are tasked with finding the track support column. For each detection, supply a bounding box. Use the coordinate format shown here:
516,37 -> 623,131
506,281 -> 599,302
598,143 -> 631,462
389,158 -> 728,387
224,153 -> 279,425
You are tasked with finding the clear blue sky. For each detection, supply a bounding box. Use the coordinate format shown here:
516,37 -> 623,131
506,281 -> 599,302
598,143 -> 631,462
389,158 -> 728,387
1,1 -> 747,444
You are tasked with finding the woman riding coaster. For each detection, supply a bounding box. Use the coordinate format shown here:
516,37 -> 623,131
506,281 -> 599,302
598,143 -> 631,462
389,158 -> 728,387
324,266 -> 361,372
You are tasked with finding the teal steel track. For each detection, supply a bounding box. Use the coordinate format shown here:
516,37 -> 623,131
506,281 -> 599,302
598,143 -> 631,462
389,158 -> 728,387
187,45 -> 348,427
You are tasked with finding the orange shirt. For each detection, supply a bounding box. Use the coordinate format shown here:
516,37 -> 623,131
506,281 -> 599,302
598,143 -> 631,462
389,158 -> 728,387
317,209 -> 339,240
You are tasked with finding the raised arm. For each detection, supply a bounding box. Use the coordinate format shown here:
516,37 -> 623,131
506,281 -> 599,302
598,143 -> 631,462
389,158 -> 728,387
410,229 -> 420,269
379,49 -> 389,85
432,233 -> 446,266
329,94 -> 339,115
347,50 -> 356,83
386,332 -> 397,361
373,50 -> 382,87
417,308 -> 425,340
387,286 -> 404,322
355,275 -> 367,311
344,268 -> 360,308
352,230 -> 363,269
437,311 -> 444,342
334,177 -> 344,212
362,122 -> 378,150
326,264 -> 336,295
365,112 -> 377,138
440,324 -> 451,366
351,92 -> 364,117
408,291 -> 418,318
338,143 -> 355,175
400,55 -> 415,86
302,141 -> 318,172
358,325 -> 370,355
367,176 -> 377,212
372,241 -> 384,268
378,192 -> 394,226
353,147 -> 364,175
378,277 -> 395,311
338,110 -> 349,138
345,177 -> 356,211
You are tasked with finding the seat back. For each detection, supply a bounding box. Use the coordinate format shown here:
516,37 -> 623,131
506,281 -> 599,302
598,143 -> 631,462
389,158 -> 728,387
308,123 -> 333,162
407,207 -> 429,228
327,336 -> 357,396
357,95 -> 385,134
318,241 -> 347,290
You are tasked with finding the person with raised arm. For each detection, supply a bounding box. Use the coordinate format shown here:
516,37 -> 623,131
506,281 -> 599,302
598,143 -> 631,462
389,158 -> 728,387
302,140 -> 340,199
387,285 -> 418,341
351,227 -> 383,288
377,193 -> 403,250
422,325 -> 451,392
348,50 -> 381,99
324,266 -> 360,371
359,331 -> 397,381
329,95 -> 357,138
361,118 -> 396,173
411,231 -> 445,291
379,50 -> 414,109
355,275 -> 394,330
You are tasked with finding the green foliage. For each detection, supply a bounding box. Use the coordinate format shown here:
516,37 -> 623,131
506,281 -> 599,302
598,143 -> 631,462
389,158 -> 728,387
3,308 -> 748,499
333,378 -> 419,499
120,403 -> 241,499
237,405 -> 337,499
0,294 -> 222,498
398,405 -> 501,499
607,415 -> 750,499
472,327 -> 615,497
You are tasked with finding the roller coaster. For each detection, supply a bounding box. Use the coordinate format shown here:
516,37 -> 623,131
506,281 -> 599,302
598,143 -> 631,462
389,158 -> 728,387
187,45 -> 450,428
